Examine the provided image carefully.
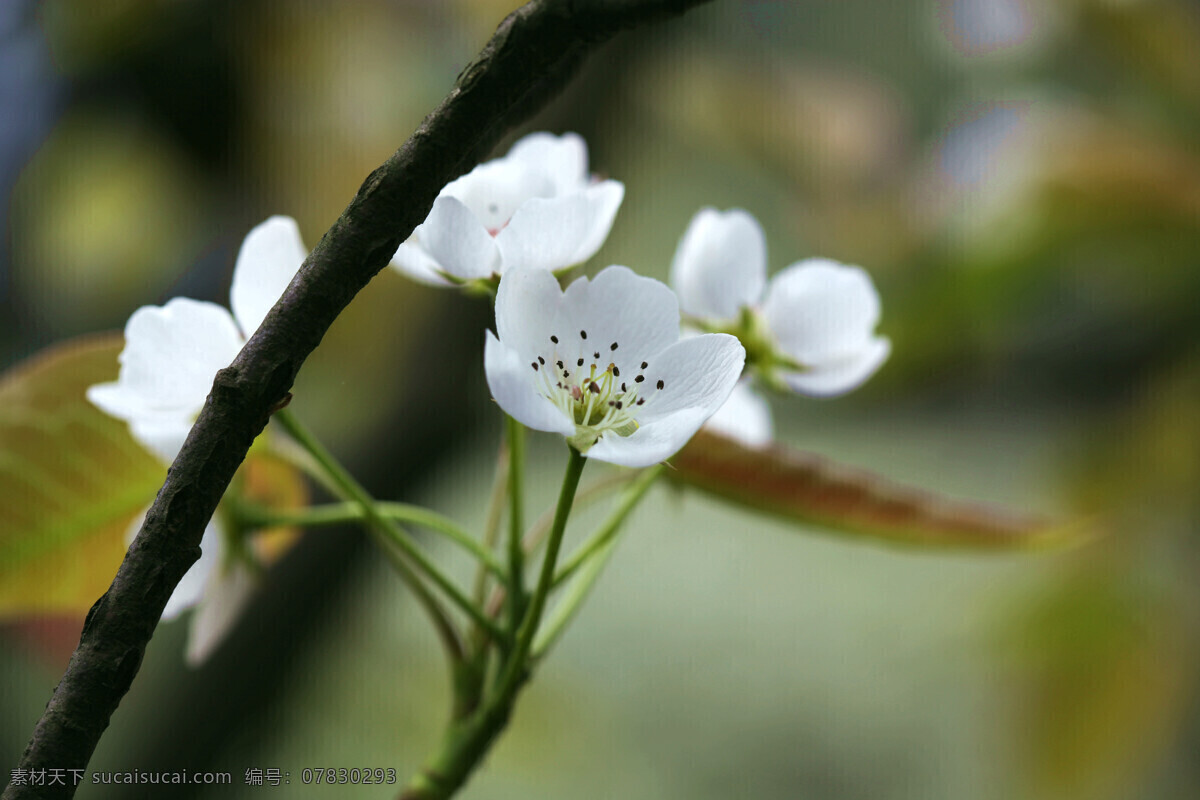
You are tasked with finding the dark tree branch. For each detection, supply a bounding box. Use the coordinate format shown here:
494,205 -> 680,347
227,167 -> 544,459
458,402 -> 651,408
4,1 -> 713,797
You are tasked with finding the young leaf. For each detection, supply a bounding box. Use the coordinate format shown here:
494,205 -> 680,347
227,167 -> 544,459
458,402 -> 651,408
670,430 -> 1084,549
0,334 -> 165,616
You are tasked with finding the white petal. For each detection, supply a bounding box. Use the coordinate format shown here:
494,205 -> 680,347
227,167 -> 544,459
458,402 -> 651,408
160,516 -> 223,620
495,181 -> 623,273
86,381 -> 146,423
230,216 -> 307,338
762,259 -> 882,363
588,333 -> 744,467
128,416 -> 195,464
495,267 -> 566,358
587,407 -> 711,468
419,196 -> 501,280
556,266 -> 680,379
505,131 -> 590,194
669,208 -> 767,319
186,560 -> 257,666
565,181 -> 624,264
781,336 -> 891,397
443,159 -> 555,233
632,333 -> 745,424
389,240 -> 454,286
484,332 -> 575,436
703,380 -> 773,447
95,298 -> 243,421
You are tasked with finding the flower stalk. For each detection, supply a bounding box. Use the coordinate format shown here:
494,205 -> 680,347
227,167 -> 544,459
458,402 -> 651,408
400,445 -> 587,800
274,409 -> 504,651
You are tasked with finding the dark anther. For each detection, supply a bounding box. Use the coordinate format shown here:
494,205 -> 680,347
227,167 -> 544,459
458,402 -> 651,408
531,362 -> 539,371
537,356 -> 545,364
588,382 -> 600,394
593,351 -> 600,360
564,370 -> 570,377
577,357 -> 584,367
580,330 -> 588,339
656,380 -> 665,390
616,401 -> 623,409
612,366 -> 620,377
634,375 -> 644,383
551,335 -> 559,343
621,382 -> 627,392
610,342 -> 619,351
641,361 -> 648,369
557,360 -> 564,368
636,398 -> 645,406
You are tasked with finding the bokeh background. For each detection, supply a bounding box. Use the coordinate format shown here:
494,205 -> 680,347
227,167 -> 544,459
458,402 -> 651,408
3,0 -> 1200,797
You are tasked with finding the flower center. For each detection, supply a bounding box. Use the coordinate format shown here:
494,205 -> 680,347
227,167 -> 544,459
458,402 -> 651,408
528,330 -> 667,449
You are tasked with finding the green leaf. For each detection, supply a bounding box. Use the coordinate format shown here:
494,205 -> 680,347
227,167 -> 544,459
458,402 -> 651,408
0,334 -> 165,616
670,430 -> 1086,550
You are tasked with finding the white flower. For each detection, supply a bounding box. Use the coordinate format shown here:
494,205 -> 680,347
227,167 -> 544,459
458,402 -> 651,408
703,380 -> 773,448
670,208 -> 890,397
87,215 -> 305,462
485,266 -> 745,468
88,215 -> 306,663
391,132 -> 624,286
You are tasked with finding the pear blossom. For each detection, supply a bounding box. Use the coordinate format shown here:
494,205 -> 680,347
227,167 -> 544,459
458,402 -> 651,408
87,215 -> 306,663
391,132 -> 624,286
87,215 -> 305,462
485,266 -> 745,468
671,208 -> 890,397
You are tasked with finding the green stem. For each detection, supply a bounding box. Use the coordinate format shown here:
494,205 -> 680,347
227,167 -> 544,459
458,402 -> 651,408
522,470 -> 636,556
481,469 -> 635,621
552,464 -> 663,588
274,410 -> 505,644
400,446 -> 587,800
495,446 -> 585,700
236,501 -> 505,579
505,416 -> 527,637
536,465 -> 663,656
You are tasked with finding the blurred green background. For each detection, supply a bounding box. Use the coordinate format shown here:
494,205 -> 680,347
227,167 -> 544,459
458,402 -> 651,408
3,0 -> 1199,797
